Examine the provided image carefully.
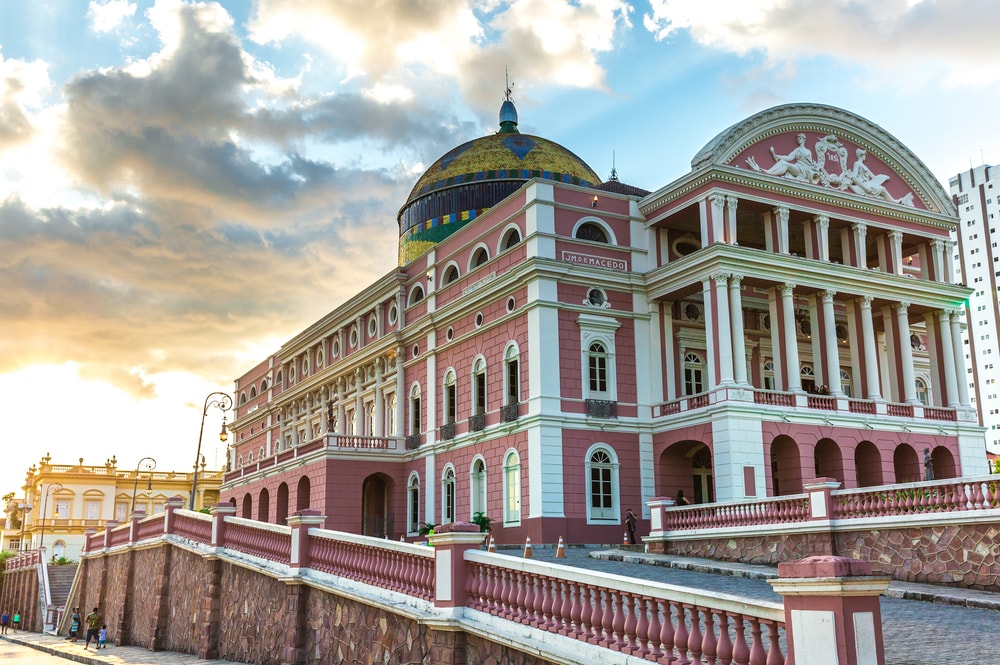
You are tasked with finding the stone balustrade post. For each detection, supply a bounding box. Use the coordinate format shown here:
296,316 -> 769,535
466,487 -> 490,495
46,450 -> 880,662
129,510 -> 146,543
163,496 -> 184,535
104,520 -> 119,549
645,496 -> 675,540
83,527 -> 97,554
286,509 -> 326,570
210,503 -> 237,548
430,522 -> 485,609
769,556 -> 890,665
803,478 -> 840,557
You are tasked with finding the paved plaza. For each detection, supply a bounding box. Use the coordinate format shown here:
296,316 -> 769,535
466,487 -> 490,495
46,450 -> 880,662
4,548 -> 999,665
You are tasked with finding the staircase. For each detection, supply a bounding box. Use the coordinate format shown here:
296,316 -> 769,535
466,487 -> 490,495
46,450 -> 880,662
46,564 -> 78,620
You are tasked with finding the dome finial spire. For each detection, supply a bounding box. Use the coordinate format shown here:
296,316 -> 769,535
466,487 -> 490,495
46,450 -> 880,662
498,67 -> 518,134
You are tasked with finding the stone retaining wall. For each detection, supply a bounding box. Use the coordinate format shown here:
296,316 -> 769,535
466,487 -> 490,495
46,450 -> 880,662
0,566 -> 41,632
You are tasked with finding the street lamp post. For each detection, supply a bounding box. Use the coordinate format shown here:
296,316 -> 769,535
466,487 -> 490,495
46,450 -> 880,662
191,392 -> 232,510
131,457 -> 157,516
18,503 -> 33,552
39,483 -> 63,556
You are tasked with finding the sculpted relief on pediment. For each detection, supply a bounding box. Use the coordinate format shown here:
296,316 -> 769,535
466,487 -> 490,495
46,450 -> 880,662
742,132 -> 915,207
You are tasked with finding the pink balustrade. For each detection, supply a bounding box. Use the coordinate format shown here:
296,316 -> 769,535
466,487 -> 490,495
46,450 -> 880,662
326,434 -> 395,450
806,395 -> 836,410
86,532 -> 104,551
754,390 -> 794,406
465,553 -> 786,665
663,496 -> 811,531
108,524 -> 131,547
886,402 -> 913,417
922,407 -> 957,421
223,518 -> 292,564
134,513 -> 167,541
173,512 -> 213,544
6,550 -> 42,571
833,478 -> 1000,518
688,394 -> 710,409
848,399 -> 876,414
661,401 -> 681,415
308,533 -> 435,601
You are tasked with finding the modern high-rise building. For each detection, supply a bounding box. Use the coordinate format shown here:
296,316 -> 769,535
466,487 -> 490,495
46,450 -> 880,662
949,164 -> 1000,453
220,100 -> 988,543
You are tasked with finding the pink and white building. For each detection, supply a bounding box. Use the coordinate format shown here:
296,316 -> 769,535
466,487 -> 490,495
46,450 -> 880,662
221,101 -> 988,544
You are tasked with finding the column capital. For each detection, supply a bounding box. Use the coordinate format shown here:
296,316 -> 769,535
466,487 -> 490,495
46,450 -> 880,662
860,295 -> 874,309
781,283 -> 797,296
821,289 -> 837,303
852,221 -> 867,233
725,194 -> 739,208
815,215 -> 830,229
711,272 -> 730,286
774,206 -> 790,223
949,309 -> 964,323
888,230 -> 903,242
893,302 -> 910,315
729,273 -> 744,287
709,192 -> 726,209
930,239 -> 945,249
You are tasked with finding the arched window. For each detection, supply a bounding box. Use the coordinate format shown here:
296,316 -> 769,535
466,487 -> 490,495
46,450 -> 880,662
588,342 -> 609,395
586,445 -> 619,522
684,352 -> 704,395
501,227 -> 521,251
472,357 -> 487,416
504,343 -> 520,406
762,360 -> 775,391
53,540 -> 66,559
386,394 -> 397,437
249,386 -> 257,399
470,458 -> 487,519
410,384 -> 422,436
407,473 -> 420,534
470,246 -> 490,269
503,450 -> 521,525
441,466 -> 456,525
916,377 -> 929,405
801,365 -> 816,393
239,392 -> 247,405
442,264 -> 460,285
443,369 -> 457,424
576,222 -> 609,243
840,369 -> 853,398
408,284 -> 425,306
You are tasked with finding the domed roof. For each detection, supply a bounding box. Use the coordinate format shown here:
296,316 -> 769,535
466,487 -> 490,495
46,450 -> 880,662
397,99 -> 601,264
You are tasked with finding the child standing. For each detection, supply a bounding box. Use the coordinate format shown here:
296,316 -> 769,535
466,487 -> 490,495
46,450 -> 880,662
97,625 -> 108,649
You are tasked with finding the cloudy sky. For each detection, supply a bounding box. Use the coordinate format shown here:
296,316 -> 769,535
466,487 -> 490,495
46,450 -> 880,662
2,0 -> 999,499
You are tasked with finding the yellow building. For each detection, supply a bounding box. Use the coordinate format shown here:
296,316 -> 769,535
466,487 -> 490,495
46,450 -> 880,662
1,453 -> 222,559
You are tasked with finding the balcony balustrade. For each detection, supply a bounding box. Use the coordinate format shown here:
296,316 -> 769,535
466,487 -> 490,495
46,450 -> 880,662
468,413 -> 486,432
499,402 -> 519,423
440,422 -> 456,440
585,399 -> 617,419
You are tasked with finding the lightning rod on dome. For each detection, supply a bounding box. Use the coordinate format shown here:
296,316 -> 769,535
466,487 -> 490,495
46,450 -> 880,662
609,150 -> 618,182
504,66 -> 514,102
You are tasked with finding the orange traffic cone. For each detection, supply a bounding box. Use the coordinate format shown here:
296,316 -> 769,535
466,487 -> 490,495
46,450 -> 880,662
487,535 -> 496,553
555,536 -> 566,558
523,536 -> 533,558
623,532 -> 630,546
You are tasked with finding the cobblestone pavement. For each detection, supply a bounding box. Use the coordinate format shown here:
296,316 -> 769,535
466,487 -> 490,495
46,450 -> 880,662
0,632 -> 234,665
521,546 -> 1000,665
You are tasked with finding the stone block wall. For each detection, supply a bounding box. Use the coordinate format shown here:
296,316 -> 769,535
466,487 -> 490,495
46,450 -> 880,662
0,566 -> 41,632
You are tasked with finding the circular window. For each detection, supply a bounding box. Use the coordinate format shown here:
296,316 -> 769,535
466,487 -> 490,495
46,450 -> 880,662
673,234 -> 700,256
836,324 -> 849,342
506,296 -> 516,313
684,303 -> 701,321
412,344 -> 420,358
475,312 -> 484,328
350,326 -> 359,348
301,358 -> 309,375
315,349 -> 324,367
446,327 -> 454,341
388,304 -> 398,325
368,315 -> 378,338
587,288 -> 606,307
332,338 -> 340,357
289,366 -> 296,381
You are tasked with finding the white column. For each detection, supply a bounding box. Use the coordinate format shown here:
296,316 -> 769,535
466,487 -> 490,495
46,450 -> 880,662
950,311 -> 971,406
859,297 -> 881,400
337,377 -> 346,434
354,369 -> 364,434
725,195 -> 739,245
729,274 -> 748,386
889,231 -> 904,275
395,347 -> 405,437
709,193 -> 725,244
930,240 -> 945,283
944,240 -> 957,283
937,310 -> 959,407
781,283 -> 802,392
374,359 -> 385,437
822,290 -> 842,396
712,273 -> 734,385
776,207 -> 790,255
663,303 -> 677,400
895,303 -> 918,404
853,223 -> 868,268
816,215 -> 830,262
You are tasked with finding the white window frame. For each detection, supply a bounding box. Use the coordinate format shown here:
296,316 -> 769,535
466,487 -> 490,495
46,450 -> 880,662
407,472 -> 421,535
409,383 -> 422,436
443,369 -> 457,424
470,457 -> 487,520
578,314 -> 621,401
684,352 -> 705,396
585,444 -> 620,523
572,216 -> 617,245
472,356 -> 487,416
503,449 -> 522,526
441,465 -> 456,525
503,342 -> 521,406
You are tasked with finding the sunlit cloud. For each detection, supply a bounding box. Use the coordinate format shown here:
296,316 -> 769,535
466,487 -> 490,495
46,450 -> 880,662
87,0 -> 138,33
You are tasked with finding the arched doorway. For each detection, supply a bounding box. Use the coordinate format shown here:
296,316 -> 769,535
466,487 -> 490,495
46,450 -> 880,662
893,444 -> 920,483
362,474 -> 393,537
930,446 -> 956,480
242,493 -> 252,518
814,439 -> 844,483
258,488 -> 270,522
854,441 -> 883,487
296,476 -> 311,511
770,436 -> 802,496
276,483 -> 289,524
657,441 -> 712,504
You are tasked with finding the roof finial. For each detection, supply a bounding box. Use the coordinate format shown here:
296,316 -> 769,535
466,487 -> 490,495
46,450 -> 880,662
498,68 -> 518,134
505,66 -> 513,102
608,150 -> 619,182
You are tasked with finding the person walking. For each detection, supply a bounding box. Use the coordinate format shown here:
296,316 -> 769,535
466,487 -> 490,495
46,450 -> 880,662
83,607 -> 102,650
97,624 -> 108,649
624,507 -> 638,545
1,610 -> 9,634
12,610 -> 21,633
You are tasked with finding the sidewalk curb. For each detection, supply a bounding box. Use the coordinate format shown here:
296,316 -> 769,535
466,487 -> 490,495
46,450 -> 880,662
1,633 -> 104,665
